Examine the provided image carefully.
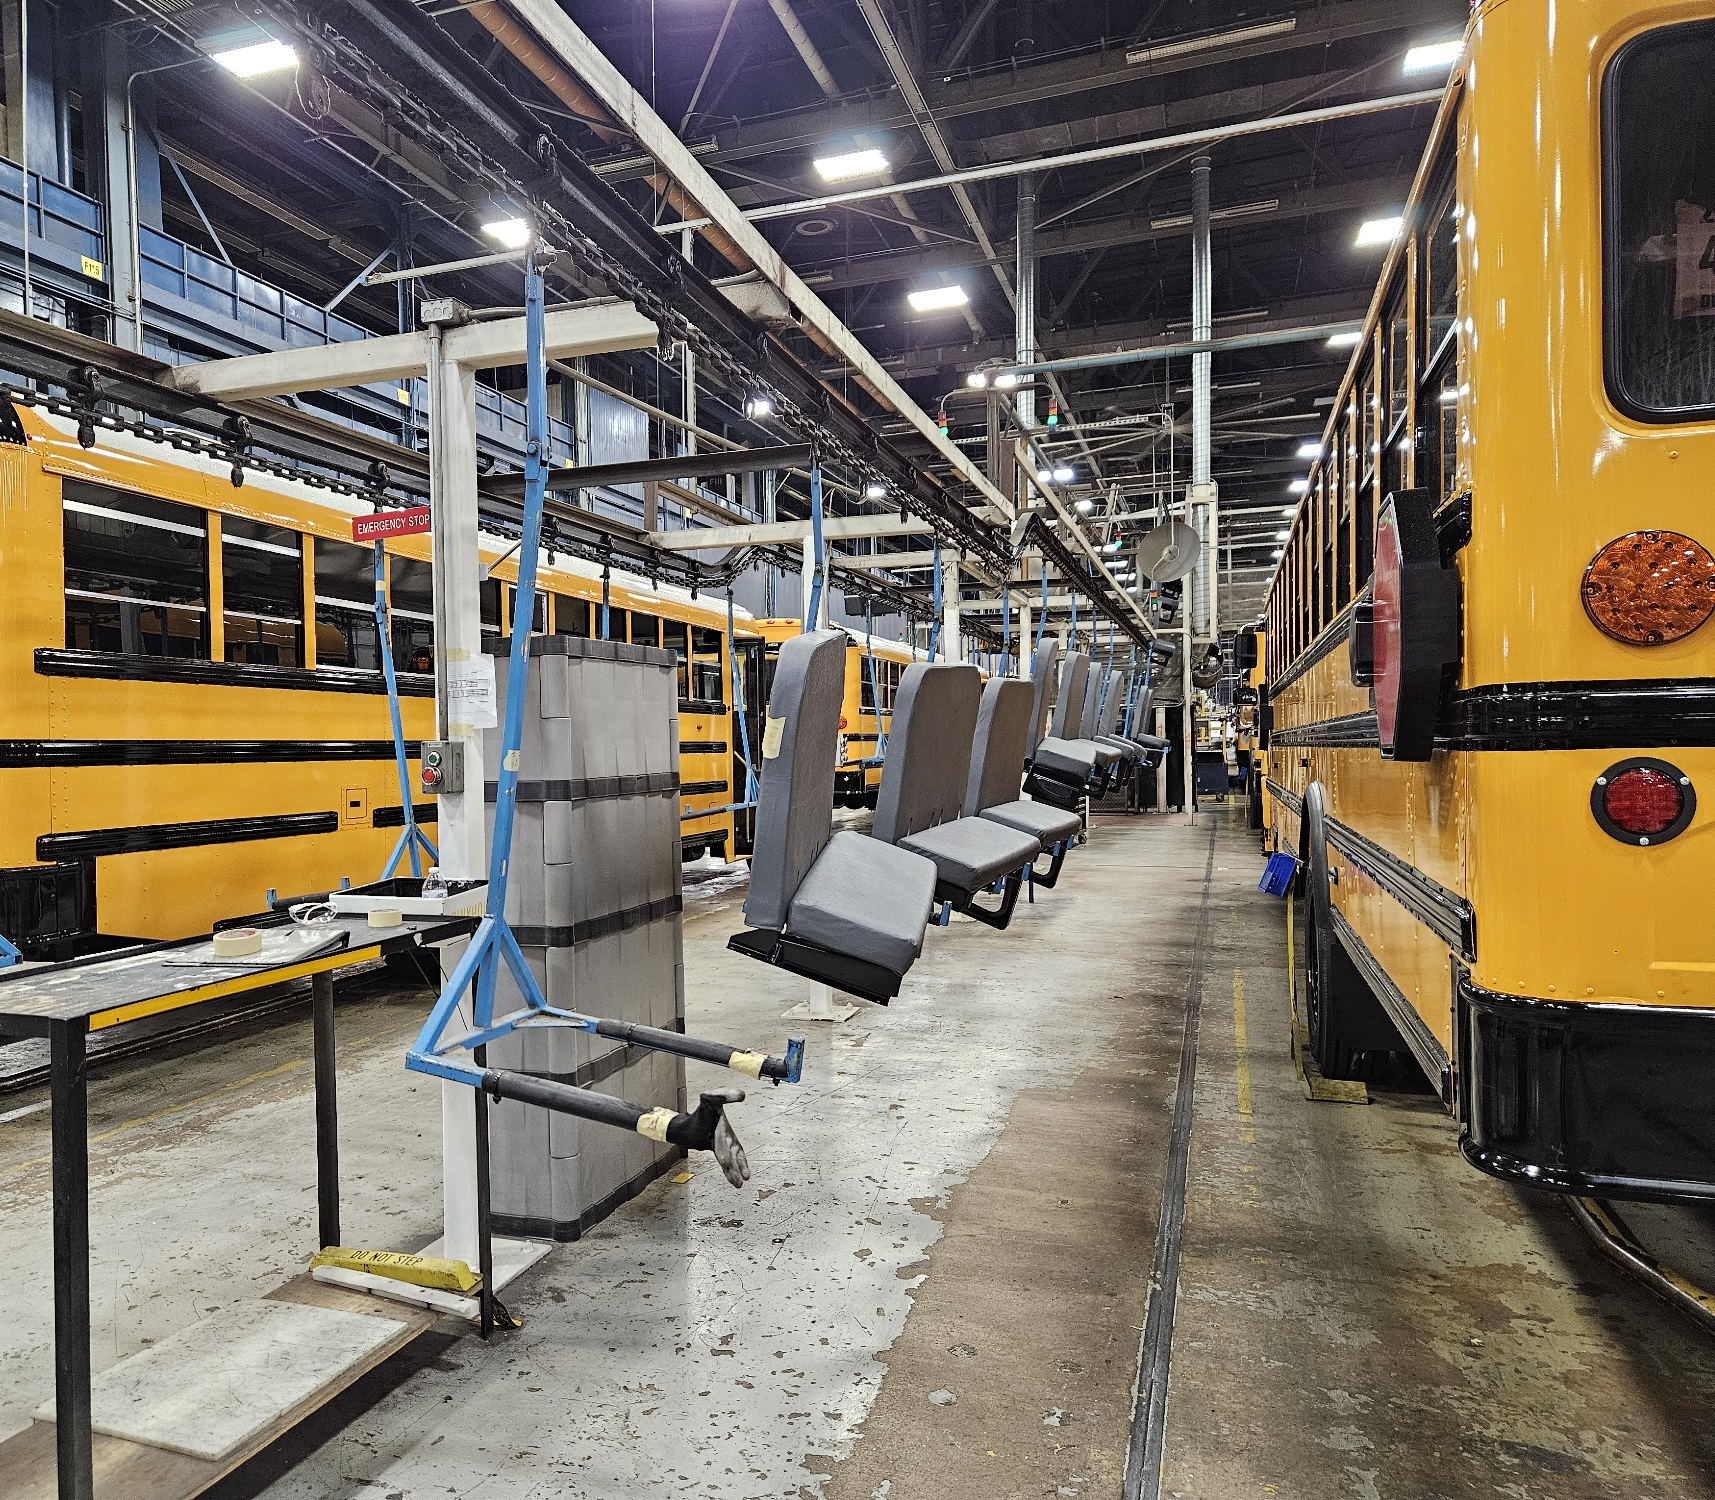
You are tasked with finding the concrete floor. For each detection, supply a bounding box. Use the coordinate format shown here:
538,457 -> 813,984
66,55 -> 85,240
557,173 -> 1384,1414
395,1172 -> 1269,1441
1,809 -> 1713,1498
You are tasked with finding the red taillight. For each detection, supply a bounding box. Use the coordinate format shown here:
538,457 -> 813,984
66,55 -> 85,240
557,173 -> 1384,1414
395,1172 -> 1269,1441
1591,758 -> 1696,846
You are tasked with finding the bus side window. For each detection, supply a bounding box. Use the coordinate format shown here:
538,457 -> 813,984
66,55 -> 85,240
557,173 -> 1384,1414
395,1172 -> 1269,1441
62,479 -> 209,659
313,535 -> 379,671
223,515 -> 304,668
553,594 -> 590,637
630,611 -> 661,648
505,585 -> 547,634
691,625 -> 724,704
663,619 -> 690,699
389,555 -> 435,675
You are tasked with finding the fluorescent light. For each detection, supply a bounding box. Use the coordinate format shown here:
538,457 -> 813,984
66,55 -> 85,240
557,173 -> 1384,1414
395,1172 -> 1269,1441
908,284 -> 969,313
1275,529 -> 1290,541
865,482 -> 887,499
1272,549 -> 1284,560
210,39 -> 297,77
1403,39 -> 1462,74
1103,540 -> 1123,553
1074,497 -> 1095,512
482,217 -> 532,249
965,370 -> 989,389
1281,505 -> 1297,516
1296,441 -> 1322,460
1354,216 -> 1403,248
814,148 -> 888,182
994,370 -> 1019,389
1289,479 -> 1309,494
1326,330 -> 1363,349
1126,17 -> 1296,67
1053,466 -> 1075,484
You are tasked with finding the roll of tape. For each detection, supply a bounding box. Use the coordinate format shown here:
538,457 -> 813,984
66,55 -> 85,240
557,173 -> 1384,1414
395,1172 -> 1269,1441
212,928 -> 263,958
367,908 -> 404,928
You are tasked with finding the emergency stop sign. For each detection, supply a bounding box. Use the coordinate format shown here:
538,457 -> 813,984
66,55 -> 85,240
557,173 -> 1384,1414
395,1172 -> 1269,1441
354,507 -> 431,541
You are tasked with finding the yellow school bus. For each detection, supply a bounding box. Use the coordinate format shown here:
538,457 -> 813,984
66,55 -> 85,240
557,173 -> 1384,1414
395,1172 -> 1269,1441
1256,1 -> 1715,1202
0,401 -> 748,954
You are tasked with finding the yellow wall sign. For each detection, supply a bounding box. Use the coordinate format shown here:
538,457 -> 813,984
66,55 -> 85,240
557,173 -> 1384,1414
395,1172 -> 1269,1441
80,255 -> 103,281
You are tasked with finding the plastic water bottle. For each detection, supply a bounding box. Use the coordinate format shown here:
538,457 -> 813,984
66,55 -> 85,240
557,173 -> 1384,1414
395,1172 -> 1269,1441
421,865 -> 448,901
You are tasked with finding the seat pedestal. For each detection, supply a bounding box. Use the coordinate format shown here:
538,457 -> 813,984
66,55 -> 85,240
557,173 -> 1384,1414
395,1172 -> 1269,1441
783,984 -> 858,1024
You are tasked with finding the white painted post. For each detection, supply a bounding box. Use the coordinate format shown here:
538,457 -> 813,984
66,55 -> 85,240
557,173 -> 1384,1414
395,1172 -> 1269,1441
428,330 -> 484,1268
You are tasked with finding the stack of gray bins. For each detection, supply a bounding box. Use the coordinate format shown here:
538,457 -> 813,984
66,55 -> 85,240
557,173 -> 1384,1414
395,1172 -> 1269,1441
481,634 -> 688,1240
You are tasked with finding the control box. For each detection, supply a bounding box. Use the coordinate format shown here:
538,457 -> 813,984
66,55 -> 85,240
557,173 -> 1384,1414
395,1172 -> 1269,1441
419,739 -> 464,796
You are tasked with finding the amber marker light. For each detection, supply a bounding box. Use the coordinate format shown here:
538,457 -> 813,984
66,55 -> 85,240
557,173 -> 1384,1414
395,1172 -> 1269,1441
1581,530 -> 1715,644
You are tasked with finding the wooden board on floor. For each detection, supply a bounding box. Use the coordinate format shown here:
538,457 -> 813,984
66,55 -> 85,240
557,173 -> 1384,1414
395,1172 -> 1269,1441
0,1275 -> 441,1500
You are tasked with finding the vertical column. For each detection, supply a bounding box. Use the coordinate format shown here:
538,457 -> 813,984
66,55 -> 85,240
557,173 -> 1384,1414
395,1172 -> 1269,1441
312,970 -> 340,1250
429,327 -> 484,1267
942,561 -> 962,665
50,1018 -> 93,1500
1015,174 -> 1038,432
1018,597 -> 1033,682
1185,152 -> 1214,817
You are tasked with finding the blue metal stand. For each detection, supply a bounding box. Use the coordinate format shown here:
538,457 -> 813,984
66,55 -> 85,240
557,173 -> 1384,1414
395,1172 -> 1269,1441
374,539 -> 439,879
802,464 -> 826,632
0,931 -> 19,968
408,254 -> 801,1192
925,541 -> 944,660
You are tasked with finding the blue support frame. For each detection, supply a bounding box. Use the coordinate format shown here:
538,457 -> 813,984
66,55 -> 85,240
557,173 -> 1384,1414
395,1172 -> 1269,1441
408,255 -> 801,1125
374,538 -> 439,880
924,541 -> 944,660
802,464 -> 826,632
0,931 -> 19,968
858,603 -> 890,767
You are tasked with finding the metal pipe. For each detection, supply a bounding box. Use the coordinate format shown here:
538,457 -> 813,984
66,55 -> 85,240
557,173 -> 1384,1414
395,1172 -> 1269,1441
325,244 -> 394,314
18,0 -> 29,322
764,0 -> 839,97
1190,155 -> 1212,491
654,90 -> 1444,231
1015,173 -> 1037,431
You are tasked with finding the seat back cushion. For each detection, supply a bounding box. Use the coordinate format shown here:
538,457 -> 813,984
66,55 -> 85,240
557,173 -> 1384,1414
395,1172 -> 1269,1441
1027,637 -> 1060,755
1080,665 -> 1105,741
963,678 -> 1035,816
746,628 -> 847,931
1100,669 -> 1126,735
1050,652 -> 1089,738
872,662 -> 982,845
1132,684 -> 1154,737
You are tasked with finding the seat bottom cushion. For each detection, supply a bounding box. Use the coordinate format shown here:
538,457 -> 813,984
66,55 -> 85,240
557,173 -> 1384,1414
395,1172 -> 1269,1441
1031,736 -> 1119,782
979,799 -> 1082,848
783,830 -> 938,975
897,817 -> 1041,891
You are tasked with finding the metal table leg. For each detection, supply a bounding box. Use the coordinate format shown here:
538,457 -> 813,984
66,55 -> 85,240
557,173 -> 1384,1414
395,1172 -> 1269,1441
50,1019 -> 93,1500
312,972 -> 340,1249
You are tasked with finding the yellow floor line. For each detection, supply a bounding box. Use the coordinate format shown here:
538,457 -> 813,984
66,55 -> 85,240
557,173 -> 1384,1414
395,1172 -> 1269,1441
1233,969 -> 1253,1122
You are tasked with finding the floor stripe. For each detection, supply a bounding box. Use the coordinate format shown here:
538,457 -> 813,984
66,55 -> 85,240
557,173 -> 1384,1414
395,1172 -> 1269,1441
1233,969 -> 1253,1121
1122,821 -> 1218,1500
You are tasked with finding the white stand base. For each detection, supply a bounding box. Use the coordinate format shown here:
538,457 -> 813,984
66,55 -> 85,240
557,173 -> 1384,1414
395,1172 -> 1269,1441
316,1235 -> 554,1323
783,983 -> 857,1024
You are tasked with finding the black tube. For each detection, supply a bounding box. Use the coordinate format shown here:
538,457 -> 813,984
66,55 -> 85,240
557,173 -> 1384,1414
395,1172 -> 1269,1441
474,1040 -> 495,1340
481,1068 -> 646,1131
590,1017 -> 790,1080
50,1020 -> 94,1500
312,972 -> 341,1250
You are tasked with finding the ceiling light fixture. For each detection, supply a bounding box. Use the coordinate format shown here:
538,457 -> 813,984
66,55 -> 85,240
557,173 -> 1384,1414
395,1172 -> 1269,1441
1354,215 -> 1404,248
1326,330 -> 1364,349
1275,529 -> 1291,541
481,217 -> 532,249
1296,441 -> 1322,460
1403,39 -> 1462,74
908,284 -> 969,313
1053,466 -> 1075,484
865,482 -> 887,500
994,370 -> 1020,389
210,39 -> 298,77
1289,479 -> 1310,494
965,370 -> 989,389
745,392 -> 775,419
1272,548 -> 1285,560
1281,505 -> 1298,516
1074,497 -> 1095,512
813,147 -> 889,182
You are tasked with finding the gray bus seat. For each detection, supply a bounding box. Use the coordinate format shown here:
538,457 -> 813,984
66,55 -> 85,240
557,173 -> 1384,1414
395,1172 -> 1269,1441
1025,638 -> 1060,758
872,663 -> 1041,929
727,629 -> 937,1003
963,677 -> 1082,888
1026,651 -> 1123,807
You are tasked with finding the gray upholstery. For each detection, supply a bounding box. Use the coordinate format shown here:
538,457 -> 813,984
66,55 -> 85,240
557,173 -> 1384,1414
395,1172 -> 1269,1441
980,798 -> 1081,847
1080,666 -> 1104,741
1026,639 -> 1060,755
873,663 -> 982,844
963,678 -> 1035,817
1099,670 -> 1126,735
1049,652 -> 1089,738
784,831 -> 936,974
899,817 -> 1040,889
1032,735 -> 1120,782
745,629 -> 846,931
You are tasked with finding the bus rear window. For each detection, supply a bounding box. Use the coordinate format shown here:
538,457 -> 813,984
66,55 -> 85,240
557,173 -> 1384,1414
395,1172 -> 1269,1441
1605,21 -> 1715,420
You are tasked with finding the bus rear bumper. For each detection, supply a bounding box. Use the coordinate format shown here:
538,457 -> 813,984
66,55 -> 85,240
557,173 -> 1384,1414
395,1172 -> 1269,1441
1458,975 -> 1715,1204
